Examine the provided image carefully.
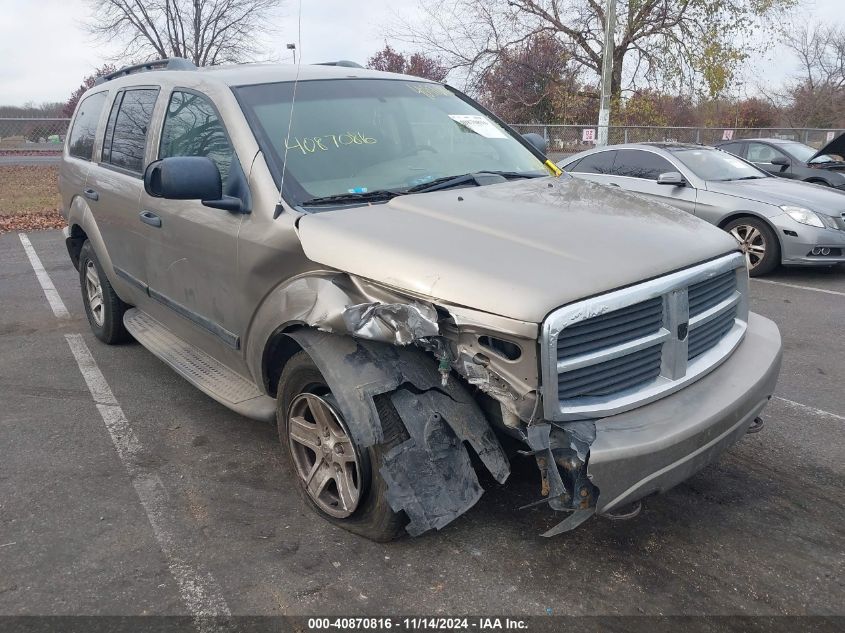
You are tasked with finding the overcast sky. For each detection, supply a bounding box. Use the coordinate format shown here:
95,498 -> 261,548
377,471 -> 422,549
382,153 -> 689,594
0,0 -> 841,107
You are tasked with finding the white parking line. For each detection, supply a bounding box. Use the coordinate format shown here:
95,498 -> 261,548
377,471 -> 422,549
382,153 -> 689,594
17,234 -> 232,629
774,396 -> 845,422
64,334 -> 233,628
18,233 -> 70,318
753,278 -> 845,297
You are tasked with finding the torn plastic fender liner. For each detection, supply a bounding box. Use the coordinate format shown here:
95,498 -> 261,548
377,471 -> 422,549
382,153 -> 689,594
285,329 -> 510,535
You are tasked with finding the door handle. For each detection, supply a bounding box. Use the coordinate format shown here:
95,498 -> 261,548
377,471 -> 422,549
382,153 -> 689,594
84,188 -> 99,201
139,210 -> 162,228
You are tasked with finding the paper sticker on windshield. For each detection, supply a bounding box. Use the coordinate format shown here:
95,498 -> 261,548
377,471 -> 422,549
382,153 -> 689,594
448,114 -> 508,139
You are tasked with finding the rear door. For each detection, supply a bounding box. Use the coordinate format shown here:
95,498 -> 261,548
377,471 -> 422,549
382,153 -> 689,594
61,91 -> 109,218
607,149 -> 698,214
86,87 -> 160,298
140,89 -> 244,350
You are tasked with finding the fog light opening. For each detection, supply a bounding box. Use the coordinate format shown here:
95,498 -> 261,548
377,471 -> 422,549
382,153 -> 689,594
822,247 -> 831,256
812,247 -> 823,255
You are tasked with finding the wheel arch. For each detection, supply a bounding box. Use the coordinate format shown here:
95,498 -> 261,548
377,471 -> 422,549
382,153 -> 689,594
717,211 -> 785,252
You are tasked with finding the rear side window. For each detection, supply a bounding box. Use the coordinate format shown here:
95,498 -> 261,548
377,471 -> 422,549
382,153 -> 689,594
159,91 -> 234,181
568,150 -> 617,174
611,150 -> 675,180
102,88 -> 159,173
68,92 -> 107,160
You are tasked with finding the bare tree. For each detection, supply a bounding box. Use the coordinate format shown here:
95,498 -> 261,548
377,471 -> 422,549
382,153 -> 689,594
776,22 -> 845,127
87,0 -> 282,66
391,0 -> 797,101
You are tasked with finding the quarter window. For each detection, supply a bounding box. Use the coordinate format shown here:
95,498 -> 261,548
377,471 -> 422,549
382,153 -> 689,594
68,92 -> 107,160
611,150 -> 675,180
102,88 -> 159,173
568,150 -> 617,174
160,91 -> 234,181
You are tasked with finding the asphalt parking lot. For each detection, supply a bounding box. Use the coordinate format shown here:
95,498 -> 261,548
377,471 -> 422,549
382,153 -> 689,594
1,229 -> 843,618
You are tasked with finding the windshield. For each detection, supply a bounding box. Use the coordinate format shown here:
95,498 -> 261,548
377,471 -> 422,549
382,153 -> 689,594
672,148 -> 768,181
234,79 -> 548,206
777,141 -> 840,164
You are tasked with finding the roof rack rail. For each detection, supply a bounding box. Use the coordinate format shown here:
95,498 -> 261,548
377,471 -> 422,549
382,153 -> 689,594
94,58 -> 197,86
315,60 -> 364,69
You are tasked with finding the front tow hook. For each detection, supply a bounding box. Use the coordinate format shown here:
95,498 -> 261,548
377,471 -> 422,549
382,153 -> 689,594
746,416 -> 765,434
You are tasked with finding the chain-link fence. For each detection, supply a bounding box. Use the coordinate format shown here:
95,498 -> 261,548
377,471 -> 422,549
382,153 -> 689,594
509,124 -> 845,159
1,118 -> 843,159
0,118 -> 71,153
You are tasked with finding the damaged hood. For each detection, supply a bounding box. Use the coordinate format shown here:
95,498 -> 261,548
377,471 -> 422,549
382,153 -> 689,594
296,177 -> 737,323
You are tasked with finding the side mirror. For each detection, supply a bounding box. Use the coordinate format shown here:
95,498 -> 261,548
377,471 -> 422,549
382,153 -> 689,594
522,132 -> 547,155
771,156 -> 790,168
144,156 -> 243,212
657,171 -> 686,186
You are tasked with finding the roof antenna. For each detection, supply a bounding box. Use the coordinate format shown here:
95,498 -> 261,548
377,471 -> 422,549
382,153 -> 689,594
274,0 -> 303,219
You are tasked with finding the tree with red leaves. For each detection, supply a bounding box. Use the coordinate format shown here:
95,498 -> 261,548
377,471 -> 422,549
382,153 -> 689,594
63,65 -> 118,117
367,45 -> 448,82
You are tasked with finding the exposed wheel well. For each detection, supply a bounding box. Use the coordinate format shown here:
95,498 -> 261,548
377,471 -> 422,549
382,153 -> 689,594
66,224 -> 88,271
262,325 -> 306,397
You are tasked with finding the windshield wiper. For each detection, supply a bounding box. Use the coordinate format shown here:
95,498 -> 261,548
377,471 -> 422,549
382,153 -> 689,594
301,189 -> 402,207
406,170 -> 545,194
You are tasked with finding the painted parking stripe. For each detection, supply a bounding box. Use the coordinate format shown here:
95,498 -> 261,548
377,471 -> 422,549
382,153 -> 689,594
64,334 -> 233,629
18,233 -> 70,318
753,278 -> 845,298
774,396 -> 845,422
17,234 -> 232,629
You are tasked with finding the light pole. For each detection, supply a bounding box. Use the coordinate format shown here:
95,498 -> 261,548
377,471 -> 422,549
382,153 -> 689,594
597,0 -> 617,146
286,43 -> 297,64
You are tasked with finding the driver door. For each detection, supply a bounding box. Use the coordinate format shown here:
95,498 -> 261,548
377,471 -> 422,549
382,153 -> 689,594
746,142 -> 795,178
140,89 -> 245,351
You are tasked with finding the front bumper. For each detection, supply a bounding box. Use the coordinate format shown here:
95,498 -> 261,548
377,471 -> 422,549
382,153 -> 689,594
586,312 -> 782,513
773,215 -> 845,265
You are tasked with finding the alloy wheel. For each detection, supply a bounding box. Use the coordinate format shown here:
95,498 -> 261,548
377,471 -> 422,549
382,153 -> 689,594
287,392 -> 363,518
729,224 -> 766,270
84,260 -> 105,326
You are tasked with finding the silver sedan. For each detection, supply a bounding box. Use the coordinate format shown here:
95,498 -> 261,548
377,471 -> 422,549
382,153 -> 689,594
559,143 -> 845,275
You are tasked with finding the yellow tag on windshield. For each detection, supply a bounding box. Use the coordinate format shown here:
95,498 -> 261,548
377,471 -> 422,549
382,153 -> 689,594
545,159 -> 562,176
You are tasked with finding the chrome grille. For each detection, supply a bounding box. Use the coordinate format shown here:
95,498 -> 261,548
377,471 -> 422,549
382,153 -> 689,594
689,305 -> 737,360
557,297 -> 663,359
689,271 -> 736,317
541,253 -> 749,421
558,343 -> 663,399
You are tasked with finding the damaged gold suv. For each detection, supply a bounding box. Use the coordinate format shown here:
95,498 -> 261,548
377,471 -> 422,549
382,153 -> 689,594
60,59 -> 783,540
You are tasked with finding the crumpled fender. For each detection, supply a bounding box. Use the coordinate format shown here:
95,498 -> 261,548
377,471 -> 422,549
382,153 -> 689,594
286,329 -> 510,536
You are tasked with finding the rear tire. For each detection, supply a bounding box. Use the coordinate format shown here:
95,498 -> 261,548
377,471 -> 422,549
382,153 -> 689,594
277,351 -> 408,542
78,241 -> 131,344
723,217 -> 780,277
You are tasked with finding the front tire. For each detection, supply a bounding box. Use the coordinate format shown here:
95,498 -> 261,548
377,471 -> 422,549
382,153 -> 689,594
724,217 -> 780,277
277,351 -> 408,542
78,241 -> 131,344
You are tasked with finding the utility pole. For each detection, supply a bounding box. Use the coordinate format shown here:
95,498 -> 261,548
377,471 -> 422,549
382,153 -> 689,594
597,0 -> 617,146
287,43 -> 297,64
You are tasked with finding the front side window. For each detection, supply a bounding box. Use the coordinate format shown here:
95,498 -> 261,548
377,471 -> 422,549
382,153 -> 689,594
234,79 -> 547,206
102,88 -> 159,173
611,150 -> 675,180
746,143 -> 786,164
567,150 -> 617,174
160,91 -> 234,181
68,92 -> 107,160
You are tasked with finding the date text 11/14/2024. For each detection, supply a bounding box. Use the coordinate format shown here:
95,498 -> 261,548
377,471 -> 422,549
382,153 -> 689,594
307,617 -> 530,630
